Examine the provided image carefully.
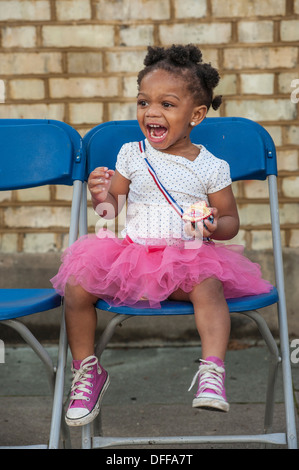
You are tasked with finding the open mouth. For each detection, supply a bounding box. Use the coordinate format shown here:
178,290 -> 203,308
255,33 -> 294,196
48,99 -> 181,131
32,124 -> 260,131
147,124 -> 168,142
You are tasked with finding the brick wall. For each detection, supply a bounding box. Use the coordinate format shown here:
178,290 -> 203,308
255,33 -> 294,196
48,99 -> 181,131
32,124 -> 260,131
0,0 -> 299,253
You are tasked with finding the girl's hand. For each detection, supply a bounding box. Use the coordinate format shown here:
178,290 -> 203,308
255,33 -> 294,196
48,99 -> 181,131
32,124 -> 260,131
88,167 -> 115,204
185,207 -> 219,239
202,207 -> 218,238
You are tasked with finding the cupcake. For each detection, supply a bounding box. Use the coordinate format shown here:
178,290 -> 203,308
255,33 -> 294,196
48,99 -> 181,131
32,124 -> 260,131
182,201 -> 214,229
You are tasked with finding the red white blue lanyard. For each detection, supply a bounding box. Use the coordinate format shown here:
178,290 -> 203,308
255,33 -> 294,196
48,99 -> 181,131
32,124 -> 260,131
139,139 -> 184,219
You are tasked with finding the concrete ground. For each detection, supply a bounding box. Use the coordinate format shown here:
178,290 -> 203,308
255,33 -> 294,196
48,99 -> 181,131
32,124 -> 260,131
0,341 -> 298,450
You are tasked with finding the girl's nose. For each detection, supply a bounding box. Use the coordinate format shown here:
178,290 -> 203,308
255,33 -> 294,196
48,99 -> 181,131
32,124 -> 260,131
145,103 -> 161,117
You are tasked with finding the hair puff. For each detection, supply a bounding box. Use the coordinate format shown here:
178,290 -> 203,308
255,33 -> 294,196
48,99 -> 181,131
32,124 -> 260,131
138,44 -> 222,111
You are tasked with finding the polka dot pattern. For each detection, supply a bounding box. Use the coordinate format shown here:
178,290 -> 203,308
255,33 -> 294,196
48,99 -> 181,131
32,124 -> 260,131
115,140 -> 231,243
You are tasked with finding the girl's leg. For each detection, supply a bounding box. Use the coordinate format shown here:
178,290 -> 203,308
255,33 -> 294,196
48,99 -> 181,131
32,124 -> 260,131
64,282 -> 99,360
169,278 -> 230,359
64,282 -> 110,426
190,278 -> 230,361
169,278 -> 230,412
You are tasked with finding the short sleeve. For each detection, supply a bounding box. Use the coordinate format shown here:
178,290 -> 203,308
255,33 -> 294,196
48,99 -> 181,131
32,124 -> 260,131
208,159 -> 232,194
115,143 -> 131,179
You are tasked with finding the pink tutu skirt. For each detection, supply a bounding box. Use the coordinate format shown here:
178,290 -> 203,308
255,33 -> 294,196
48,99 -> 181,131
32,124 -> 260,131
51,229 -> 272,309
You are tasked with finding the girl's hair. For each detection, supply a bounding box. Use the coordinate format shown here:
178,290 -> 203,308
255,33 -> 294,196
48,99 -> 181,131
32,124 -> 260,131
137,44 -> 222,111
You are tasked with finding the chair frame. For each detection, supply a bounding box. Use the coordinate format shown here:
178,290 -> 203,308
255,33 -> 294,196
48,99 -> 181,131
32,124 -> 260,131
76,117 -> 297,449
2,118 -> 295,449
0,119 -> 85,449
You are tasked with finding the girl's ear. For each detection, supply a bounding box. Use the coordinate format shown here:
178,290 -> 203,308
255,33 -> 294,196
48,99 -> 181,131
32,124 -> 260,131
191,105 -> 207,127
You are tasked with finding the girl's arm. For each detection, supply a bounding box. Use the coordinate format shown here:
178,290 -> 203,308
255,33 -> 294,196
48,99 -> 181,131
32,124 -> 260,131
88,167 -> 130,218
205,185 -> 240,241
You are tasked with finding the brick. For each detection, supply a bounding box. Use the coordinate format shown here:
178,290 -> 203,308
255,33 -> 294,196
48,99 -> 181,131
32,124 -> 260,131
238,204 -> 271,226
215,74 -> 237,95
0,80 -> 5,103
240,73 -> 274,95
243,180 -> 269,199
174,0 -> 207,18
277,150 -> 299,171
238,21 -> 273,43
55,186 -> 73,202
4,207 -> 70,228
42,25 -> 114,48
108,102 -> 137,121
285,126 -> 299,146
282,176 -> 299,198
0,53 -> 62,75
264,126 -> 282,146
226,99 -> 297,121
279,72 -> 299,94
281,20 -> 299,42
61,233 -> 69,251
56,0 -> 91,20
0,104 -> 64,120
251,230 -> 275,250
0,1 -> 50,21
106,51 -> 145,73
224,47 -> 298,70
23,233 -> 58,253
10,79 -> 45,100
0,234 -> 18,253
201,49 -> 219,68
119,25 -> 154,47
49,77 -> 118,99
0,191 -> 11,202
67,53 -> 103,74
231,181 -> 241,198
15,186 -> 50,202
94,0 -> 170,21
69,102 -> 103,125
123,76 -> 138,98
229,229 -> 246,245
159,23 -> 232,45
211,0 -> 285,17
279,204 -> 299,225
2,26 -> 37,48
289,229 -> 299,248
207,107 -> 220,118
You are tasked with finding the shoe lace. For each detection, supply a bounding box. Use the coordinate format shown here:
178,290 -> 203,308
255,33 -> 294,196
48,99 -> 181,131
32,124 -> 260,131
188,359 -> 225,395
70,355 -> 100,402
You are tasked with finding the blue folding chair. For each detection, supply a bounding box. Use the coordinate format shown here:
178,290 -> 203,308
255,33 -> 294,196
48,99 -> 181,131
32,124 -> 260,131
0,119 -> 85,448
77,117 -> 297,449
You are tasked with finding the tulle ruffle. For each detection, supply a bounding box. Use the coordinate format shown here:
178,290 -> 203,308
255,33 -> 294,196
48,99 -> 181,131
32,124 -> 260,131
50,229 -> 272,308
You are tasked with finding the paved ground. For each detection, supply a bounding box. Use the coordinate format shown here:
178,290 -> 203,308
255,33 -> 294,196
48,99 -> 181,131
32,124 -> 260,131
0,342 -> 298,450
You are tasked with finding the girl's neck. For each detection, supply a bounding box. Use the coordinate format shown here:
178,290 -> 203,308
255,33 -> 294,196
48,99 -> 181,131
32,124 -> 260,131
158,142 -> 200,161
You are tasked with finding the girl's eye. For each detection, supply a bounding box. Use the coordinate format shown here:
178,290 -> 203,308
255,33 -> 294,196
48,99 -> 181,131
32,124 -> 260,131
138,100 -> 148,107
162,102 -> 173,108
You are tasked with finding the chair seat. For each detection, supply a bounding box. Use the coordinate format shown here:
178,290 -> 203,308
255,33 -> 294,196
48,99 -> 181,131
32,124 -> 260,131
0,288 -> 62,320
96,286 -> 278,316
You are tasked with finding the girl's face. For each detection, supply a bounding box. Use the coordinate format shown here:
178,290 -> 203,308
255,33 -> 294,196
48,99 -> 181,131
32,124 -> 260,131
137,69 -> 207,157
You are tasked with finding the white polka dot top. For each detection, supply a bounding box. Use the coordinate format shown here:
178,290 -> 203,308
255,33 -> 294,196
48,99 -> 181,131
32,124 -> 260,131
115,140 -> 232,245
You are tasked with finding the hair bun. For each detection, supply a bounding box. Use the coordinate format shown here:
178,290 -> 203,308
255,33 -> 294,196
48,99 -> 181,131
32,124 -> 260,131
200,64 -> 220,89
137,44 -> 222,112
168,44 -> 203,66
143,46 -> 167,66
211,95 -> 222,111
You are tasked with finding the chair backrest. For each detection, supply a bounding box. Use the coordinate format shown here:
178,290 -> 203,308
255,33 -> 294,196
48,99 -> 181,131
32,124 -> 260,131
83,117 -> 277,181
0,119 -> 84,190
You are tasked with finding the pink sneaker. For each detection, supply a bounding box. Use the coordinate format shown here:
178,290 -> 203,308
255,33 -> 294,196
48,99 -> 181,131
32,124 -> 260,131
65,355 -> 110,426
188,356 -> 229,412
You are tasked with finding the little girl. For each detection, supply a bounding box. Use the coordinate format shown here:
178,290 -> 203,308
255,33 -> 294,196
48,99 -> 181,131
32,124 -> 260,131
51,44 -> 272,426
